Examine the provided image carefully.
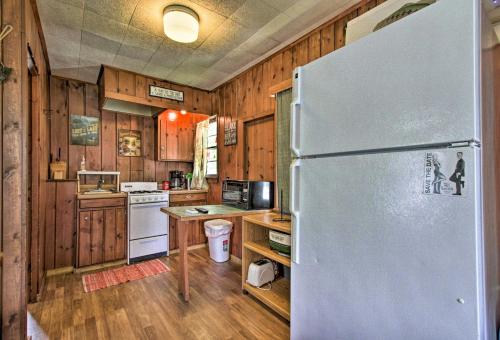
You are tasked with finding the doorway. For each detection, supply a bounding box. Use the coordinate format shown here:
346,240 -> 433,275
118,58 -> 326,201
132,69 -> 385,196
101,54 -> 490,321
243,115 -> 274,181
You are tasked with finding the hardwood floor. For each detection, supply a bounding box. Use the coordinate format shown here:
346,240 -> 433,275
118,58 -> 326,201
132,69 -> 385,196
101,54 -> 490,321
28,248 -> 290,339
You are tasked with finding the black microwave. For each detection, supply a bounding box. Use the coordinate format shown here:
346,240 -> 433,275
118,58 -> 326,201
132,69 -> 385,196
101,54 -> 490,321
222,180 -> 274,210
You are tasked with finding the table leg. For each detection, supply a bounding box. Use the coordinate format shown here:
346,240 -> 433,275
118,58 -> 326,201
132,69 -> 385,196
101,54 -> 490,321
177,220 -> 190,301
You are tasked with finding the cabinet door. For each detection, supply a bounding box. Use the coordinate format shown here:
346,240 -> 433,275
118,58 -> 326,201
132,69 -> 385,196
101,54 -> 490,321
78,211 -> 92,267
90,210 -> 104,265
177,113 -> 193,161
166,114 -> 179,160
103,208 -> 116,262
115,207 -> 126,260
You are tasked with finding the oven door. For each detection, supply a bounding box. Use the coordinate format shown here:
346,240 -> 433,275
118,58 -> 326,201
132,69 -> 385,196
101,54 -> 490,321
129,201 -> 169,240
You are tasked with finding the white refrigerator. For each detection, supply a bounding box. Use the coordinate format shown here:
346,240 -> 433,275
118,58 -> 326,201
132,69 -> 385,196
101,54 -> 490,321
290,0 -> 498,339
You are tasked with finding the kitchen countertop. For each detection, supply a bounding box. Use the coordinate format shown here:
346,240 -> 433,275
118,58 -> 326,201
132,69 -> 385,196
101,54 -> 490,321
77,192 -> 127,200
168,189 -> 208,194
161,204 -> 269,221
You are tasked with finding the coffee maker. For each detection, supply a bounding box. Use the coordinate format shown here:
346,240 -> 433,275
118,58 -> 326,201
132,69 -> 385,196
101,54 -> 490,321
169,170 -> 184,189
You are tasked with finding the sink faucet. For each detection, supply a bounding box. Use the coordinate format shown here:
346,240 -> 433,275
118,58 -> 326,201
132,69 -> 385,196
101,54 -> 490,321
97,178 -> 104,190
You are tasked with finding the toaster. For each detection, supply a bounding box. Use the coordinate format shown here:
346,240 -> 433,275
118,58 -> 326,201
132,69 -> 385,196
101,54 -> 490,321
246,259 -> 275,287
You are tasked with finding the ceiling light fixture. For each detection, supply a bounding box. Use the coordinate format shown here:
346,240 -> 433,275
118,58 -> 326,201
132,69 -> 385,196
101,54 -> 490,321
163,5 -> 199,43
168,111 -> 178,121
180,109 -> 187,115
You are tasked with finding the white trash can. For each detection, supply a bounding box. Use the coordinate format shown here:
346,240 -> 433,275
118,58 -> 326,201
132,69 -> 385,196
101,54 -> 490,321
204,219 -> 233,262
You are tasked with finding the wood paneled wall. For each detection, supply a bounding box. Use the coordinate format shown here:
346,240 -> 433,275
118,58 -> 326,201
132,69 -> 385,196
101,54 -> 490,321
2,0 -> 50,337
209,0 -> 386,258
50,76 -> 194,182
46,77 -> 196,269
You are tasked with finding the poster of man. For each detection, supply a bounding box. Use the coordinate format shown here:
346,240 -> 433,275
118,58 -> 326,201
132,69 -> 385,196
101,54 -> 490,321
70,115 -> 99,146
118,130 -> 142,157
423,151 -> 466,197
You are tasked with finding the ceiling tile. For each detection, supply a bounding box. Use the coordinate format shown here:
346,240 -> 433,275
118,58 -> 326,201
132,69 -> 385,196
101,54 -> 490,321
188,0 -> 246,17
237,35 -> 281,56
37,0 -> 83,29
112,54 -> 148,74
78,66 -> 101,83
191,68 -> 230,89
260,0 -> 299,12
142,63 -> 175,79
83,10 -> 128,43
148,41 -> 195,69
230,0 -> 281,30
116,44 -> 155,61
45,32 -> 81,61
122,26 -> 164,51
85,0 -> 140,24
168,63 -> 207,82
53,67 -> 80,80
79,32 -> 119,68
49,53 -> 80,72
57,0 -> 85,9
130,0 -> 227,48
198,19 -> 254,56
210,48 -> 258,74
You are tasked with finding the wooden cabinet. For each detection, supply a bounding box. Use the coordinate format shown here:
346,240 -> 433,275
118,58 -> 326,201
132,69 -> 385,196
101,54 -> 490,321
168,190 -> 208,251
77,195 -> 127,267
155,111 -> 208,162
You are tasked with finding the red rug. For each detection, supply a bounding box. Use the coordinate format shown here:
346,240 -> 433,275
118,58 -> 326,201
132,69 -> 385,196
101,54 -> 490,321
82,259 -> 171,293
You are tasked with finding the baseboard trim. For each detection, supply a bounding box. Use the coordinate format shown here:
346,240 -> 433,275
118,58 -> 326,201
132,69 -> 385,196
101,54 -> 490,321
169,243 -> 207,255
74,259 -> 127,274
46,266 -> 74,277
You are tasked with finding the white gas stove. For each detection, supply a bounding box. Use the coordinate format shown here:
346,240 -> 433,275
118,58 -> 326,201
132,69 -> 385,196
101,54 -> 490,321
121,182 -> 169,263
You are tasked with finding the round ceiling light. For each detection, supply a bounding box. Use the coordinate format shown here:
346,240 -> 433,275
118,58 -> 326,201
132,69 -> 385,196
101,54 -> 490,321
163,5 -> 199,43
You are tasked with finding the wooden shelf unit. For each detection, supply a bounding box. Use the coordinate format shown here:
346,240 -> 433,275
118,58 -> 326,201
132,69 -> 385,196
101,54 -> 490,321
242,213 -> 291,321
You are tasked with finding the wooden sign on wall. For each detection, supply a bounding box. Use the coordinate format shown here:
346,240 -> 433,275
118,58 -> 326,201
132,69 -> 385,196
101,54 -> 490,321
118,129 -> 142,157
70,115 -> 99,146
224,120 -> 237,146
149,85 -> 184,101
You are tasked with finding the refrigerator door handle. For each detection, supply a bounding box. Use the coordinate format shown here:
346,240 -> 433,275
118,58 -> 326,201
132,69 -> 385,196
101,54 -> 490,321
291,101 -> 301,157
290,159 -> 301,264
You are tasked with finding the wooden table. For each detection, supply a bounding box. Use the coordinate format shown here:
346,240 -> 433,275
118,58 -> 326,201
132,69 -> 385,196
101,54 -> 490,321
161,205 -> 269,301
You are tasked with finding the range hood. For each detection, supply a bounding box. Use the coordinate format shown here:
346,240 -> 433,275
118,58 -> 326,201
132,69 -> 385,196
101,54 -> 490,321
98,66 -> 187,118
101,97 -> 164,117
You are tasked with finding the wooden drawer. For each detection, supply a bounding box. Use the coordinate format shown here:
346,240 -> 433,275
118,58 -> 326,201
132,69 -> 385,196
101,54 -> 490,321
169,193 -> 207,203
79,198 -> 126,209
170,200 -> 207,207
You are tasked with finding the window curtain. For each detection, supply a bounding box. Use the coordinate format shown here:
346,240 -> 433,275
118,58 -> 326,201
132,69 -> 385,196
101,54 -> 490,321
276,89 -> 292,214
192,119 -> 209,189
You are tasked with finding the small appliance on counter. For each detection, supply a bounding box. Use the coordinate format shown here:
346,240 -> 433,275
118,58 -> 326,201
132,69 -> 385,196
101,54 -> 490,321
162,180 -> 170,190
246,259 -> 276,287
169,170 -> 184,189
269,230 -> 291,256
222,179 -> 274,210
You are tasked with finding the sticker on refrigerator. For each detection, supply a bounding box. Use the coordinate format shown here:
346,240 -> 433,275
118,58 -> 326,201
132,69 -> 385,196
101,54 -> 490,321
423,151 -> 466,197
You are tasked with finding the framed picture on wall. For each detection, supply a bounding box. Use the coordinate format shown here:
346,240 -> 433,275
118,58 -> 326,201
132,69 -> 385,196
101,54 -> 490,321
118,129 -> 142,157
70,115 -> 99,146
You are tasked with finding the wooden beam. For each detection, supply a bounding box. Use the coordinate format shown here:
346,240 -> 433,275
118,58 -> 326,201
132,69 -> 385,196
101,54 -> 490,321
2,0 -> 28,338
268,79 -> 293,97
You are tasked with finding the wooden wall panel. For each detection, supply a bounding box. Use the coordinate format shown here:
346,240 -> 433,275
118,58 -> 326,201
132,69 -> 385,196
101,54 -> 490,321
320,24 -> 335,56
44,182 -> 56,270
49,77 -> 192,185
54,182 -> 77,268
67,81 -> 86,178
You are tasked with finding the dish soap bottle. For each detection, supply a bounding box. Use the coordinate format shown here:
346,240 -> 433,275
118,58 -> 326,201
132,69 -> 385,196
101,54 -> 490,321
80,155 -> 86,171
